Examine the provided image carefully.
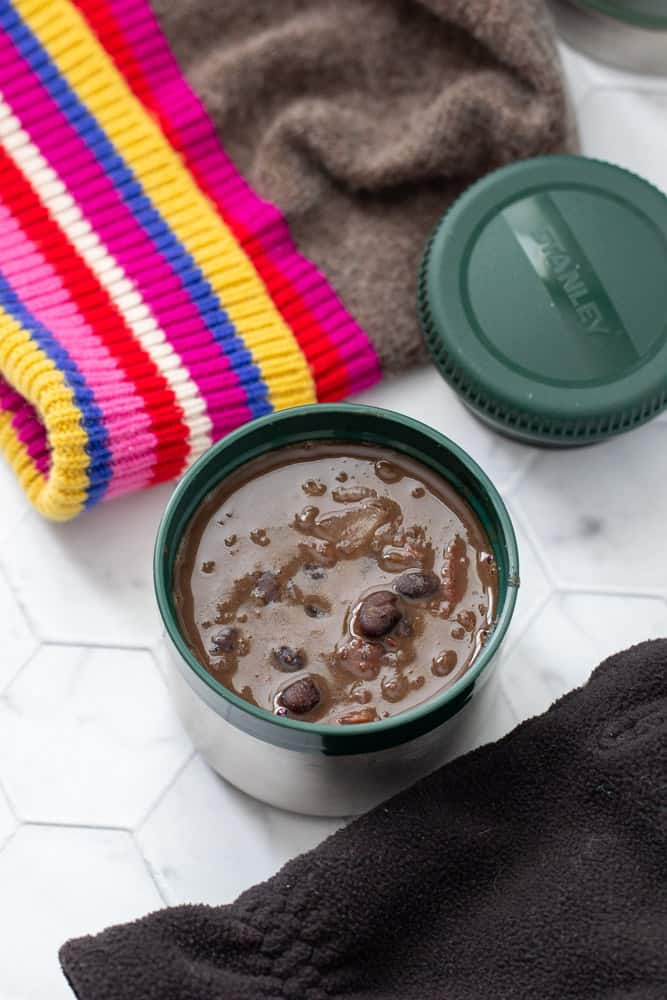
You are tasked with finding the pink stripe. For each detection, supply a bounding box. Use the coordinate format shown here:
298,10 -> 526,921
0,201 -> 154,494
0,28 -> 254,439
0,375 -> 50,474
106,0 -> 380,395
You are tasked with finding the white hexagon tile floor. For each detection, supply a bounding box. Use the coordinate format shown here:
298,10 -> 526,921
0,646 -> 192,828
2,39 -> 667,1000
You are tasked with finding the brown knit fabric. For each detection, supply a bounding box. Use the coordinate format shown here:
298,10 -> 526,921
154,0 -> 573,372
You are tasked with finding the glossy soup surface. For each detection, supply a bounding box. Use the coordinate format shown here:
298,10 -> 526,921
174,442 -> 498,725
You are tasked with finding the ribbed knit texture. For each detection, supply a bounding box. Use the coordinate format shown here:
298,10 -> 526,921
0,0 -> 381,520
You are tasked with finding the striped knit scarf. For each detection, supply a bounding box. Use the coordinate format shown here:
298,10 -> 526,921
0,0 -> 380,520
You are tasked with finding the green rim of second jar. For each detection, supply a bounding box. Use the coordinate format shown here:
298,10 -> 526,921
573,0 -> 667,29
154,404 -> 519,755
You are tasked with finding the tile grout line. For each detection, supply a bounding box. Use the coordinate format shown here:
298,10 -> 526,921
0,777 -> 19,855
505,491 -> 560,591
132,830 -> 171,908
501,450 -> 540,498
0,823 -> 21,859
21,819 -> 133,834
149,641 -> 169,686
134,749 -> 196,834
502,587 -> 553,659
40,638 -> 156,654
0,559 -> 45,646
0,642 -> 42,698
553,583 -> 667,601
501,587 -> 667,663
0,776 -> 22,837
130,750 -> 199,910
495,677 -> 521,726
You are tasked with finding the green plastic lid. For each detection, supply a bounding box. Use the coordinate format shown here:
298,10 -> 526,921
418,156 -> 667,446
575,0 -> 667,30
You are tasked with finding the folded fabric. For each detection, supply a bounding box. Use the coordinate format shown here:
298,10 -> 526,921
60,639 -> 667,1000
0,0 -> 570,521
0,0 -> 380,521
154,0 -> 574,374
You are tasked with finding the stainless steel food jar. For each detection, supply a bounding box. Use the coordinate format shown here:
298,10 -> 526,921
550,1 -> 667,74
154,404 -> 520,816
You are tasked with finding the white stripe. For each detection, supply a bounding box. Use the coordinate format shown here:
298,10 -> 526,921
0,97 -> 213,463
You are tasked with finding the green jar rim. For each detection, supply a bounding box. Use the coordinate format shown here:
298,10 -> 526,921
572,0 -> 667,30
154,404 -> 519,754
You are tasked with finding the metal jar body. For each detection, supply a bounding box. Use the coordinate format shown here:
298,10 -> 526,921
164,635 -> 505,816
550,1 -> 667,74
154,404 -> 520,816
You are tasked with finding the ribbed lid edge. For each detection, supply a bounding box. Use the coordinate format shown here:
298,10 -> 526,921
417,158 -> 667,445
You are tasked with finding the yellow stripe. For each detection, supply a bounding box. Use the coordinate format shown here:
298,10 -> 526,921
18,0 -> 317,411
0,310 -> 88,520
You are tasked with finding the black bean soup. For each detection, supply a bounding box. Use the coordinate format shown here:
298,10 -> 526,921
173,442 -> 498,725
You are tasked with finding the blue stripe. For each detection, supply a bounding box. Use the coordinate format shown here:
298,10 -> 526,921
0,2 -> 272,420
0,272 -> 111,507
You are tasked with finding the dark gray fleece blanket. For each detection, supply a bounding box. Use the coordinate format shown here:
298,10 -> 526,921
61,639 -> 667,999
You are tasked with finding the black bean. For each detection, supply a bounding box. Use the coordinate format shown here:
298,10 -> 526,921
357,591 -> 402,638
253,571 -> 280,604
279,676 -> 321,714
395,571 -> 440,600
304,596 -> 331,618
210,627 -> 238,653
271,646 -> 307,672
303,563 -> 326,580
